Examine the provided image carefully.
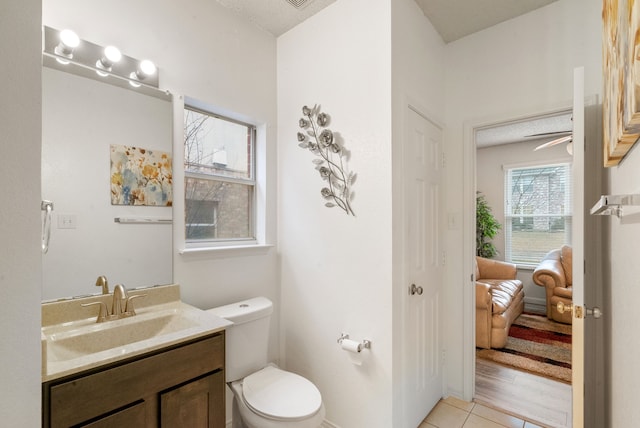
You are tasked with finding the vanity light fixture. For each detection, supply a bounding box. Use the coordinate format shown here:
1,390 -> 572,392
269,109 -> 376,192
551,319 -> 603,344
43,26 -> 161,92
129,59 -> 157,87
96,45 -> 122,76
53,29 -> 80,64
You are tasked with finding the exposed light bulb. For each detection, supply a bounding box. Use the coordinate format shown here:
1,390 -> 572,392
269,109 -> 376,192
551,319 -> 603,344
59,29 -> 80,51
96,45 -> 122,76
129,60 -> 156,87
103,46 -> 122,65
54,29 -> 80,64
138,60 -> 157,78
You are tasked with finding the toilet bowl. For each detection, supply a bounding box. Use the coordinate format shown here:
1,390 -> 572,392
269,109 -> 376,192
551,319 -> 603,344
229,365 -> 325,428
208,297 -> 325,428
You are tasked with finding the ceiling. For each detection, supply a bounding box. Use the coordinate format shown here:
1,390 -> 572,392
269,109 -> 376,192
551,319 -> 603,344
475,112 -> 572,148
415,0 -> 559,43
214,0 -> 559,42
213,0 -> 337,37
214,0 -> 567,146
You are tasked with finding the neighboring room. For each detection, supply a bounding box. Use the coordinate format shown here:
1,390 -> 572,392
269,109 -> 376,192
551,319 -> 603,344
473,112 -> 575,427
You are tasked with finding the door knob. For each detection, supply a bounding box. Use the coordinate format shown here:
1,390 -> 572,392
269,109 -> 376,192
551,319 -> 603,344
409,284 -> 423,296
556,302 -> 602,319
586,306 -> 603,319
556,302 -> 572,314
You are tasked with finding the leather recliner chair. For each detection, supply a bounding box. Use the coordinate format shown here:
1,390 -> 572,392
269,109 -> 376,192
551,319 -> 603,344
475,257 -> 525,349
532,245 -> 573,324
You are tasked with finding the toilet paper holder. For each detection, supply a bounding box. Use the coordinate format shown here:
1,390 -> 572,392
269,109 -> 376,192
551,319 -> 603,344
337,332 -> 371,351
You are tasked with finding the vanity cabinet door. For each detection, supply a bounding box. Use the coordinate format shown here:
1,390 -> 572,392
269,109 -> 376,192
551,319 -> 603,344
160,371 -> 225,428
80,401 -> 148,427
43,332 -> 225,428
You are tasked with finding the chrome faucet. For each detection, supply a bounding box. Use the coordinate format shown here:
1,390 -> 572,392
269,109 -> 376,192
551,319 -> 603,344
82,284 -> 146,323
95,275 -> 109,295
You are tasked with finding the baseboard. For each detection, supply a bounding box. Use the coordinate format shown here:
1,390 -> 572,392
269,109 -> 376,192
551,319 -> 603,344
228,417 -> 337,427
523,296 -> 546,315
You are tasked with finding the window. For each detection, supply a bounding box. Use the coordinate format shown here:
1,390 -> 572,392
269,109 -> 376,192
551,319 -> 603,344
184,105 -> 256,245
504,162 -> 572,266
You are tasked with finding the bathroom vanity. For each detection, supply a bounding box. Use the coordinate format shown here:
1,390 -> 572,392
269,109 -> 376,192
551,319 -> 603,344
41,284 -> 230,427
43,333 -> 224,427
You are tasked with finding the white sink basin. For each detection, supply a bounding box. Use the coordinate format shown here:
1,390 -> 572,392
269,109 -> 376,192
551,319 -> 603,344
41,285 -> 230,382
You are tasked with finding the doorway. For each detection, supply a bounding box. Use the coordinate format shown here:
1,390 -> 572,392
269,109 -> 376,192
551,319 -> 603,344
472,109 -> 574,428
464,94 -> 605,427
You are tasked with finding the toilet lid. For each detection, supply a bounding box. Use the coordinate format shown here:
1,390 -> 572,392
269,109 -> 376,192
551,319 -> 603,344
242,366 -> 322,421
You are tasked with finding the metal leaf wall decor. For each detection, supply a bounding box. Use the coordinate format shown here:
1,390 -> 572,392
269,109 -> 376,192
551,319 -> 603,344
297,105 -> 355,216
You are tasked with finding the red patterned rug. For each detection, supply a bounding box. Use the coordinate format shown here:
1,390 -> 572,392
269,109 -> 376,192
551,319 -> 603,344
476,313 -> 572,383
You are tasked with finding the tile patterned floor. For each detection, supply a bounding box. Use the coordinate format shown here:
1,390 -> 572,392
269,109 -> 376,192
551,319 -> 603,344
419,397 -> 545,428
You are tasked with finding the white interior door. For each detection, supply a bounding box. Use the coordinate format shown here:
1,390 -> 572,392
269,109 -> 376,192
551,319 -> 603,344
402,106 -> 444,427
571,66 -> 585,427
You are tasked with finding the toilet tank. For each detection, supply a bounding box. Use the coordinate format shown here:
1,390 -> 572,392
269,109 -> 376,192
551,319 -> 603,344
207,297 -> 273,382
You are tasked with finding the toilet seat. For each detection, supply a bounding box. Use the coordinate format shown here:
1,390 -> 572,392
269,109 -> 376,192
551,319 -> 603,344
241,366 -> 322,421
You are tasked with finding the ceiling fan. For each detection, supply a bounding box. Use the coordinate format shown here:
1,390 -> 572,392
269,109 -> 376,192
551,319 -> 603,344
529,113 -> 573,152
523,113 -> 573,154
530,131 -> 573,152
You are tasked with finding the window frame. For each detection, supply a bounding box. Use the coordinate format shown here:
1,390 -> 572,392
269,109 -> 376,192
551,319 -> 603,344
503,159 -> 572,267
183,103 -> 258,249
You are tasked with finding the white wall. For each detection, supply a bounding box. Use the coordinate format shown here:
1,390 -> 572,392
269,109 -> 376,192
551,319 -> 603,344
607,141 -> 640,424
442,0 -> 603,398
476,140 -> 570,311
277,0 -> 393,426
0,0 -> 42,424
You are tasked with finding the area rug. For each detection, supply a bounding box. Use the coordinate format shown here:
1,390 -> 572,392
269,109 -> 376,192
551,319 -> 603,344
476,313 -> 572,383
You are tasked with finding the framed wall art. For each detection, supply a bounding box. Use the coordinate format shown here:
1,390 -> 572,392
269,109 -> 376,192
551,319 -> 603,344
110,144 -> 173,206
603,0 -> 640,166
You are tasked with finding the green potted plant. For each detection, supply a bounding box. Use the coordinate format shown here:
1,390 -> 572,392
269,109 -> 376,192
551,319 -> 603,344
476,192 -> 501,258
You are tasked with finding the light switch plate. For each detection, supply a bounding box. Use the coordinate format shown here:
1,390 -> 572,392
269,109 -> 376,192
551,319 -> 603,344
57,214 -> 77,229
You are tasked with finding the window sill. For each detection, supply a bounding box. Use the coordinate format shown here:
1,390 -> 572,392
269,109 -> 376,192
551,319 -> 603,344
179,244 -> 274,258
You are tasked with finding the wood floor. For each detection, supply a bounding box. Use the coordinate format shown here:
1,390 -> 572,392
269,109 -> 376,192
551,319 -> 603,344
475,358 -> 572,428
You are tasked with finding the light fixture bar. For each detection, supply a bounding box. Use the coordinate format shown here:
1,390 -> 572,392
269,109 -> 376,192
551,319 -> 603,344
42,26 -> 160,90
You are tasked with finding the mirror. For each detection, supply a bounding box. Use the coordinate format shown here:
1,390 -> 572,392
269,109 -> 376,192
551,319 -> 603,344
42,65 -> 173,301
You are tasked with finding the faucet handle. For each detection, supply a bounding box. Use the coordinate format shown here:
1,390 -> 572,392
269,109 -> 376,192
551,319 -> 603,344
81,301 -> 109,323
124,294 -> 147,315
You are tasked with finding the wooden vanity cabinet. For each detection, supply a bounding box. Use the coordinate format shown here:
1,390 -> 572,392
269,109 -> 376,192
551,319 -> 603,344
42,331 -> 225,428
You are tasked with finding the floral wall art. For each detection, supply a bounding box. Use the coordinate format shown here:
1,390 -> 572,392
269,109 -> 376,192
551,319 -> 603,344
297,105 -> 356,216
110,144 -> 173,206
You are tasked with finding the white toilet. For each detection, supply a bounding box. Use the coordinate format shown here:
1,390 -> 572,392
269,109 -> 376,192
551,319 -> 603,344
208,297 -> 325,428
